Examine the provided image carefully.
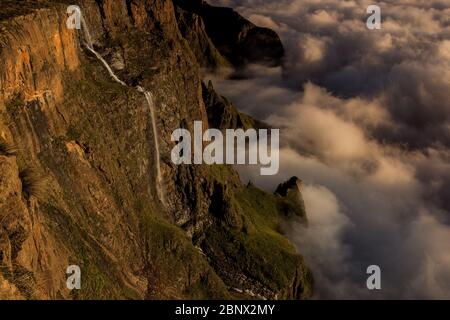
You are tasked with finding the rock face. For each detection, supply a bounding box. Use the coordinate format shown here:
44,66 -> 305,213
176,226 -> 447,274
175,7 -> 230,70
202,80 -> 261,130
275,177 -> 307,220
174,0 -> 285,67
0,0 -> 311,300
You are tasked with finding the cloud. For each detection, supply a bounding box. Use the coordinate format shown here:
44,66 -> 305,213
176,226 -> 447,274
234,143 -> 449,298
283,185 -> 356,299
208,0 -> 450,298
212,0 -> 450,148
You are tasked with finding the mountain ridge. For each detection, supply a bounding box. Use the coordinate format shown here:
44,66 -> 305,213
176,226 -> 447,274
0,0 -> 312,300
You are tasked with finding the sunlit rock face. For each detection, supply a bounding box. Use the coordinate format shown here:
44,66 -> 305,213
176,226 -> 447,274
0,0 -> 310,300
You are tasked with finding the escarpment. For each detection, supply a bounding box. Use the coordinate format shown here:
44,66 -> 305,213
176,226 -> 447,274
174,0 -> 285,67
0,0 -> 312,300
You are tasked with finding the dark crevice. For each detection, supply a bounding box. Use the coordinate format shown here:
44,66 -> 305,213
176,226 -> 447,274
94,0 -> 110,40
126,0 -> 135,24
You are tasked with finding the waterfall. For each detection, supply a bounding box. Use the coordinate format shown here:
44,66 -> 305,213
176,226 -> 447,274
137,86 -> 166,205
80,15 -> 126,86
78,13 -> 166,206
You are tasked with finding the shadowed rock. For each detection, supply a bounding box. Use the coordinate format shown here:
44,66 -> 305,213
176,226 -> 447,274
174,0 -> 284,67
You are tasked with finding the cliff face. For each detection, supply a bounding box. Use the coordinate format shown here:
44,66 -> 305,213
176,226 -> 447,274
174,0 -> 285,67
0,0 -> 312,300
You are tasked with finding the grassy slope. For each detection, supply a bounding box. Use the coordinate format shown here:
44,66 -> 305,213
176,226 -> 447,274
202,165 -> 312,299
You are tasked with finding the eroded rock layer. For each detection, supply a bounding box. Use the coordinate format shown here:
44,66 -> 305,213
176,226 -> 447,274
0,0 -> 311,300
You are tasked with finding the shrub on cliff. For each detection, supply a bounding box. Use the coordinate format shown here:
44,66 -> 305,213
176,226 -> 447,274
0,139 -> 18,157
18,165 -> 48,201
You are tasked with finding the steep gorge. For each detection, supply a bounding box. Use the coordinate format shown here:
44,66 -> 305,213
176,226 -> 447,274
0,0 -> 312,300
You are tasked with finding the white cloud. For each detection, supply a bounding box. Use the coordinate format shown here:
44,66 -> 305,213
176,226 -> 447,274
208,0 -> 450,299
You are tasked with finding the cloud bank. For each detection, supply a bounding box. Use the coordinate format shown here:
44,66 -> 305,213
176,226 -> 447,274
208,0 -> 450,299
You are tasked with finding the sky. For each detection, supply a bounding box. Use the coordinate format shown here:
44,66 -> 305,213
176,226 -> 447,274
207,0 -> 450,299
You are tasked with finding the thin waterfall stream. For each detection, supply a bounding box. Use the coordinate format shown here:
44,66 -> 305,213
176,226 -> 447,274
79,14 -> 166,206
137,86 -> 166,205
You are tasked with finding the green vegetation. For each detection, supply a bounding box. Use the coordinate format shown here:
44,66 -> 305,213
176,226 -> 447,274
71,260 -> 136,300
42,202 -> 140,300
202,183 -> 312,299
278,187 -> 307,218
207,164 -> 239,185
0,0 -> 312,300
236,185 -> 307,286
139,211 -> 230,299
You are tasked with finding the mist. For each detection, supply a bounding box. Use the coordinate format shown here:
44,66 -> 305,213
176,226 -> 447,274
207,0 -> 450,299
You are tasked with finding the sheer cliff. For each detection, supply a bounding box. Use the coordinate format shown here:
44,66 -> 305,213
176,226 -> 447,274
0,0 -> 312,300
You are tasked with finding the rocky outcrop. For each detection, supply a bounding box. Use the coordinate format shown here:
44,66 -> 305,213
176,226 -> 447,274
174,0 -> 285,67
175,7 -> 230,71
0,0 -> 311,300
275,177 -> 307,220
200,183 -> 312,299
202,80 -> 261,130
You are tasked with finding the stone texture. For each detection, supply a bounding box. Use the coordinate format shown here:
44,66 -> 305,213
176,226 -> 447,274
0,0 -> 311,300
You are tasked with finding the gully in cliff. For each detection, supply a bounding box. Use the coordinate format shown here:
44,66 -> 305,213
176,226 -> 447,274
171,121 -> 280,176
68,6 -> 166,205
